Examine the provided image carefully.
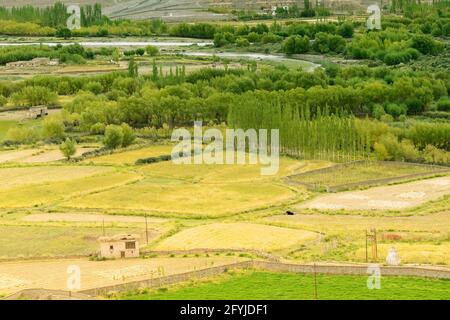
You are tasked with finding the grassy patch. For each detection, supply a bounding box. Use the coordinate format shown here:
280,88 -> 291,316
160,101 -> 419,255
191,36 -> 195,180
118,271 -> 450,300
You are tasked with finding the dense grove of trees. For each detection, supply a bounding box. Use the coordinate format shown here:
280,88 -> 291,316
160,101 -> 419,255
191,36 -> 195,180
0,2 -> 107,28
1,60 -> 449,163
0,44 -> 95,66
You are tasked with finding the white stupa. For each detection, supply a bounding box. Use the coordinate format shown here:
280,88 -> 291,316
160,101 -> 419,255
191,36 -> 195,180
386,247 -> 401,266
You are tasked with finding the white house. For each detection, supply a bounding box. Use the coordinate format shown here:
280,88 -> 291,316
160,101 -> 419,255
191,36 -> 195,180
98,234 -> 140,259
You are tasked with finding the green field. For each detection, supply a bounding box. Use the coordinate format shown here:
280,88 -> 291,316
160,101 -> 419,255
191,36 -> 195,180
118,271 -> 450,300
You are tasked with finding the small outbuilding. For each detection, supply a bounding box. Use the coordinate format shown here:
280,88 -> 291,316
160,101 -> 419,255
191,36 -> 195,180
98,234 -> 140,259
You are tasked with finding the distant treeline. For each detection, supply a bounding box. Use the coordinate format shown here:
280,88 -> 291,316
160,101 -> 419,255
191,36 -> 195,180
0,2 -> 107,28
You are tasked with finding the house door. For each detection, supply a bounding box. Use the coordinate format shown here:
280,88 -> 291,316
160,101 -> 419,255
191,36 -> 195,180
120,251 -> 125,258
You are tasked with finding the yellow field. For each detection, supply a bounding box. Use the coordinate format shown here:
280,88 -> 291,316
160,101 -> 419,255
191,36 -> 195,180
0,171 -> 140,208
0,166 -> 113,190
0,144 -> 448,267
154,223 -> 318,251
61,157 -> 311,216
351,243 -> 450,266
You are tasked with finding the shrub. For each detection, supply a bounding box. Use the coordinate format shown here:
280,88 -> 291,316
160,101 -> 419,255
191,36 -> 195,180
146,45 -> 159,57
84,81 -> 103,94
121,123 -> 135,147
60,138 -> 77,160
337,22 -> 354,38
372,104 -> 386,120
104,124 -> 124,149
42,117 -> 65,142
5,126 -> 39,144
90,122 -> 106,135
423,145 -> 449,166
436,97 -> 450,112
135,48 -> 145,56
374,142 -> 389,160
385,103 -> 407,118
0,94 -> 6,107
236,37 -> 250,47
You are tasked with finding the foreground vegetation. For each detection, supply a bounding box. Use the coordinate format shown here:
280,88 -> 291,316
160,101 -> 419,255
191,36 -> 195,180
119,271 -> 450,300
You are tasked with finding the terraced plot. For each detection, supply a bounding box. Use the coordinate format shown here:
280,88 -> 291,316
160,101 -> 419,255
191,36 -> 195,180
154,223 -> 318,251
301,176 -> 450,211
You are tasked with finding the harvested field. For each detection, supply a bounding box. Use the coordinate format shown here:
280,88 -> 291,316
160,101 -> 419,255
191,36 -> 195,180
300,176 -> 450,211
0,171 -> 140,208
0,225 -> 150,259
0,256 -> 244,295
62,179 -> 297,216
153,223 -> 318,251
0,146 -> 96,164
0,166 -> 114,190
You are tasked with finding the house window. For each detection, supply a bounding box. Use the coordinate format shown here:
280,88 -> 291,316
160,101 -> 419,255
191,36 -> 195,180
126,242 -> 136,249
110,245 -> 114,250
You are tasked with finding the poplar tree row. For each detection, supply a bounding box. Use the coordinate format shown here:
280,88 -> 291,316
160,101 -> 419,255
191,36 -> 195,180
228,91 -> 370,162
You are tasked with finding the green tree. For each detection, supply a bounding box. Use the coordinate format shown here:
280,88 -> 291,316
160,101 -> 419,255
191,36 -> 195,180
104,124 -> 124,149
60,138 -> 77,160
128,57 -> 138,77
146,45 -> 160,57
121,123 -> 135,147
42,117 -> 65,141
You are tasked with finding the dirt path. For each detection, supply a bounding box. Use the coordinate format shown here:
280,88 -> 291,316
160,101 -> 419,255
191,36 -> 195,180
300,176 -> 450,211
22,213 -> 166,224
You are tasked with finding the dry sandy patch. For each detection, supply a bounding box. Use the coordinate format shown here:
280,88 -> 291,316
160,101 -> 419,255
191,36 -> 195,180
301,176 -> 450,211
0,256 -> 244,295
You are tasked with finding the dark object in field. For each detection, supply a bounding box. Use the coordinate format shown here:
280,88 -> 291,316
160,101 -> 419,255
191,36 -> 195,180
286,210 -> 295,216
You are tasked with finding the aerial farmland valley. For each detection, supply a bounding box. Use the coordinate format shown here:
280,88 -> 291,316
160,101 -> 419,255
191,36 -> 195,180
0,0 -> 448,305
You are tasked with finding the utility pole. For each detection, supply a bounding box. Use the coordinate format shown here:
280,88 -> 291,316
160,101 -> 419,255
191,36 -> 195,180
313,263 -> 318,300
365,230 -> 368,263
145,213 -> 149,245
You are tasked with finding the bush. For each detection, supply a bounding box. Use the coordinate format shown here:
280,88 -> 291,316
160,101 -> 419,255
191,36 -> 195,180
337,22 -> 354,38
282,35 -> 310,54
146,45 -> 159,57
436,97 -> 450,112
135,48 -> 145,56
411,35 -> 443,55
372,104 -> 385,120
423,145 -> 449,166
42,117 -> 65,142
84,81 -> 103,94
236,37 -> 250,47
374,142 -> 389,160
0,94 -> 6,107
90,122 -> 106,135
104,124 -> 124,149
60,138 -> 77,160
385,103 -> 407,118
5,126 -> 40,144
121,123 -> 135,147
